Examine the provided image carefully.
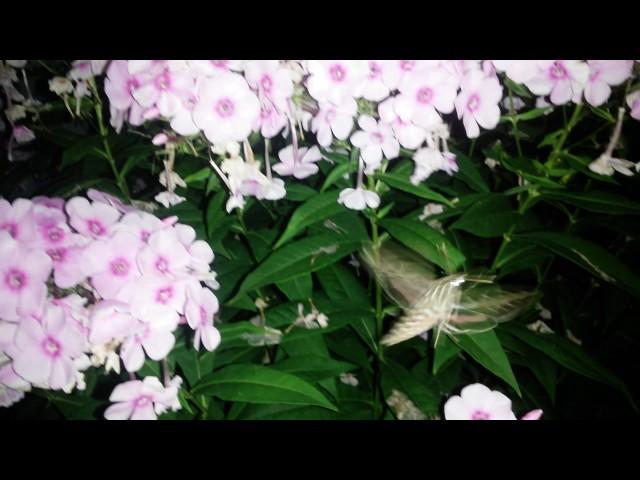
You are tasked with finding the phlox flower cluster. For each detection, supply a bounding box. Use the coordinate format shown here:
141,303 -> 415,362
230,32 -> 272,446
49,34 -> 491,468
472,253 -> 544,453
0,190 -> 221,418
52,60 -> 639,212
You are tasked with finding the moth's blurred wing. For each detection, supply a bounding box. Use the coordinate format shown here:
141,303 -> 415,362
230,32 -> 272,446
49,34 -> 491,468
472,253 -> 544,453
381,275 -> 462,346
449,280 -> 540,333
361,241 -> 437,308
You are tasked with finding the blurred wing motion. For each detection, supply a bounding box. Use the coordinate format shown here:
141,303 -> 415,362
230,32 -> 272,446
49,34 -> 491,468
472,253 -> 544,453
361,241 -> 437,309
363,241 -> 539,347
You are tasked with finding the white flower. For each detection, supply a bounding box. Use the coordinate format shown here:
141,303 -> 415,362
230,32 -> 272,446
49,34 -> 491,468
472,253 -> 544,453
306,60 -> 368,104
485,157 -> 499,169
350,115 -> 399,174
192,72 -> 260,144
49,76 -> 74,95
589,154 -> 639,177
311,99 -> 358,148
5,104 -> 26,122
155,191 -> 186,208
338,187 -> 380,211
339,373 -> 359,387
418,203 -> 444,221
444,383 -> 517,420
159,170 -> 187,189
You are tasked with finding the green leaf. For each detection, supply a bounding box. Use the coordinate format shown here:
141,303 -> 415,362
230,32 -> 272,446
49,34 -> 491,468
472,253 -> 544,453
514,106 -> 554,121
315,263 -> 369,308
286,184 -> 318,202
452,330 -> 521,396
516,232 -> 640,298
192,364 -> 338,411
380,218 -> 466,273
451,194 -> 519,238
273,355 -> 356,382
381,358 -> 440,415
236,403 -> 339,419
274,190 -> 344,248
59,135 -> 104,170
540,189 -> 640,215
276,273 -> 313,301
233,234 -> 361,297
450,149 -> 490,193
504,78 -> 533,99
433,334 -> 461,374
375,172 -> 454,206
321,162 -> 357,192
502,324 -> 634,408
559,153 -> 618,184
493,240 -> 542,270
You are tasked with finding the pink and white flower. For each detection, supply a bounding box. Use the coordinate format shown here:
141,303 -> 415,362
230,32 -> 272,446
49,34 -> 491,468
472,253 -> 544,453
584,60 -> 634,107
311,99 -> 358,148
82,231 -> 143,299
0,231 -> 51,322
524,60 -> 589,105
244,60 -> 294,112
381,60 -> 434,90
358,60 -> 390,102
394,67 -> 458,129
192,72 -> 260,144
185,285 -> 221,352
350,115 -> 399,174
306,60 -> 368,104
137,228 -> 191,280
455,70 -> 503,138
491,60 -> 539,84
628,91 -> 640,120
104,376 -> 179,420
119,308 -> 179,372
338,187 -> 380,211
65,197 -> 121,239
10,304 -> 86,390
0,198 -> 35,241
444,383 -> 517,420
378,97 -> 426,149
272,145 -> 323,179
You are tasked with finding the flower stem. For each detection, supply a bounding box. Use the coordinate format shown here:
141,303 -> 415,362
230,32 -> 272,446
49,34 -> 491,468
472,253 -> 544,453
89,79 -> 130,201
507,86 -> 523,157
545,102 -> 583,168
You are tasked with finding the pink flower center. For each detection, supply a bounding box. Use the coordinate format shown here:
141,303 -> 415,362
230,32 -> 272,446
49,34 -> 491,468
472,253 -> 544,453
416,87 -> 434,104
550,61 -> 568,79
134,395 -> 152,408
47,247 -> 67,263
156,286 -> 174,304
470,410 -> 491,420
260,75 -> 273,92
155,257 -> 169,274
127,78 -> 140,93
324,108 -> 336,123
240,179 -> 262,196
42,336 -> 61,357
368,61 -> 381,79
466,94 -> 481,112
155,72 -> 171,91
5,268 -> 26,291
211,60 -> 228,69
47,226 -> 64,243
199,305 -> 208,325
329,64 -> 347,82
110,257 -> 130,276
400,60 -> 416,71
141,230 -> 151,242
215,98 -> 235,118
88,220 -> 105,236
372,132 -> 384,144
0,222 -> 18,238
